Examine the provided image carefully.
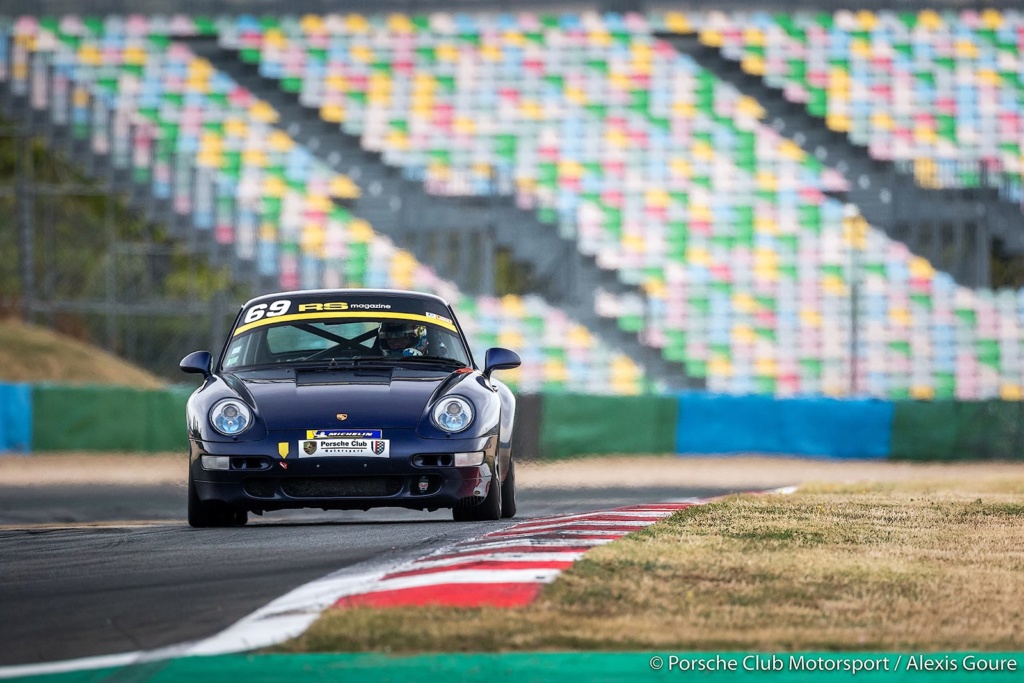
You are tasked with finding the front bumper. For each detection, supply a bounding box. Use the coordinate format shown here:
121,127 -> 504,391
189,430 -> 496,512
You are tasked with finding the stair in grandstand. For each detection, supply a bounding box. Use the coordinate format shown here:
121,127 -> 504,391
1,69 -> 282,298
189,37 -> 699,388
662,32 -> 1023,288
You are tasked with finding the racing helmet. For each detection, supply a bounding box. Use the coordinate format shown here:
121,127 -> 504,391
378,322 -> 428,356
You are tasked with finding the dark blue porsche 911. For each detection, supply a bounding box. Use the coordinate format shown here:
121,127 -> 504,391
179,289 -> 521,527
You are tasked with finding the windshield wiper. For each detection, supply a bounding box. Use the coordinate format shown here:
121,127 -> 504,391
378,356 -> 469,368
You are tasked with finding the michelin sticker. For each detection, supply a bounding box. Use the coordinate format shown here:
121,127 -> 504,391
300,439 -> 390,458
306,429 -> 383,440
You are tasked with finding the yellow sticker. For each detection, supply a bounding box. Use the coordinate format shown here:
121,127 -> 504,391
233,311 -> 457,336
278,442 -> 290,458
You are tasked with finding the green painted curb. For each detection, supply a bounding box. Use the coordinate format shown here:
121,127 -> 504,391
13,652 -> 1023,683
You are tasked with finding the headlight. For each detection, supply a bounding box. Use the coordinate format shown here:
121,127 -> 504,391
210,398 -> 252,436
432,396 -> 474,433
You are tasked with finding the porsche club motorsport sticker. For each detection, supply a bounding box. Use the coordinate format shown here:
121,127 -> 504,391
299,438 -> 390,458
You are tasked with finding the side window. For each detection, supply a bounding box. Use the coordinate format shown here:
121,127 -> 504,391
223,338 -> 247,369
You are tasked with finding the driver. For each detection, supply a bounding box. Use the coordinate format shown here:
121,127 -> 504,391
378,322 -> 429,357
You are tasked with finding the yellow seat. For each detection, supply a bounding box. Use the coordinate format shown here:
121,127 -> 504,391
300,222 -> 326,257
699,29 -> 723,47
908,256 -> 935,279
263,29 -> 286,49
587,30 -> 612,47
567,325 -> 592,347
78,44 -> 102,66
502,31 -> 526,48
329,175 -> 361,199
736,96 -> 765,119
855,10 -> 878,30
826,113 -> 851,132
346,14 -> 370,33
242,148 -> 267,166
741,55 -> 765,76
306,194 -> 333,213
670,157 -> 692,177
672,102 -> 697,118
778,140 -> 804,161
910,385 -> 935,400
565,87 -> 587,105
917,10 -> 943,30
742,28 -> 765,46
224,117 -> 248,138
980,9 -> 1003,29
300,15 -> 325,34
268,130 -> 293,152
645,188 -> 669,208
498,330 -> 526,349
250,101 -> 280,124
558,160 -> 583,180
325,74 -> 349,92
261,176 -> 286,197
351,45 -> 373,63
732,292 -> 756,313
386,13 -> 413,33
321,104 -> 345,123
708,358 -> 733,377
692,140 -> 715,161
663,12 -> 691,34
732,324 -> 756,344
350,218 -> 374,242
822,275 -> 847,296
999,384 -> 1022,401
435,43 -> 459,62
500,294 -> 525,317
800,309 -> 822,327
687,246 -> 711,266
889,308 -> 911,326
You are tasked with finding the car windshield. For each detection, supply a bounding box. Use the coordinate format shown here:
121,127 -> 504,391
221,315 -> 472,371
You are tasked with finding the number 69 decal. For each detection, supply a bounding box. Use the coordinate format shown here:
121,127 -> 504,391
243,299 -> 291,324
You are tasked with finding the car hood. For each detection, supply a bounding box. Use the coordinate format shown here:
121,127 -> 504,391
231,367 -> 458,430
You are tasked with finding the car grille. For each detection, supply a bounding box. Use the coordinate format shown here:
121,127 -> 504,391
281,476 -> 403,498
243,479 -> 277,498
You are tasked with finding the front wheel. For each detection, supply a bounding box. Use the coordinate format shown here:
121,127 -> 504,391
188,469 -> 247,528
452,461 -> 502,522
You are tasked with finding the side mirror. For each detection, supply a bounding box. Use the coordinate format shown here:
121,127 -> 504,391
180,350 -> 212,378
483,347 -> 521,380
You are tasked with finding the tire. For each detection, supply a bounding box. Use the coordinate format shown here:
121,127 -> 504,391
500,457 -> 516,519
188,469 -> 247,528
452,460 -> 502,522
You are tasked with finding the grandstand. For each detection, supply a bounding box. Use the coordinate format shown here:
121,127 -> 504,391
2,4 -> 1023,400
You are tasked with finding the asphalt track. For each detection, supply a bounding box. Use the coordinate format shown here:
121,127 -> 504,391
0,483 -> 738,667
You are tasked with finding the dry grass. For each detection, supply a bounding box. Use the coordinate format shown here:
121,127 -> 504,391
281,476 -> 1024,653
0,317 -> 164,387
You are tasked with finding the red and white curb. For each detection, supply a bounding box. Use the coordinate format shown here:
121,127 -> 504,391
2,494 -> 787,679
190,501 -> 700,654
332,503 -> 696,610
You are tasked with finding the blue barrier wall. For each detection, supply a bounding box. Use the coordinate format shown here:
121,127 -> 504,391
0,383 -> 32,452
676,393 -> 894,459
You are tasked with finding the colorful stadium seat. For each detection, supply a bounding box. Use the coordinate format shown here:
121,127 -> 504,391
2,15 -> 646,395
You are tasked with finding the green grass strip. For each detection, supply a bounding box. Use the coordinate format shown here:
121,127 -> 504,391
13,653 -> 1024,683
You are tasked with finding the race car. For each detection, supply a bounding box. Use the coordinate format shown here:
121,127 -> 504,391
179,289 -> 521,527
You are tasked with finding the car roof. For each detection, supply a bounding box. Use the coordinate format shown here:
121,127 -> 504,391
242,288 -> 451,309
